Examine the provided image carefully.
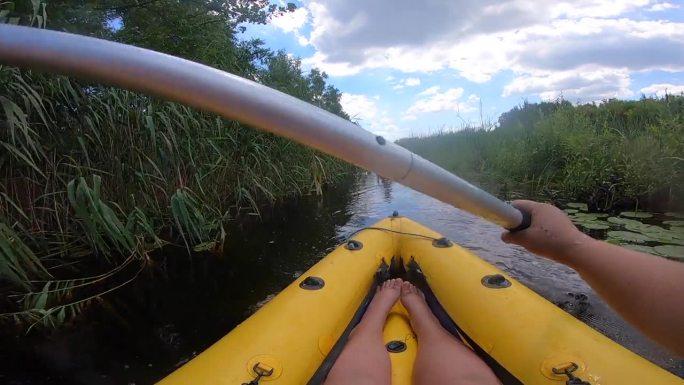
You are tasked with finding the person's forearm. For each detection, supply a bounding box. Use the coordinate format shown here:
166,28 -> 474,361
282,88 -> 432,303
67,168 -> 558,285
566,239 -> 684,355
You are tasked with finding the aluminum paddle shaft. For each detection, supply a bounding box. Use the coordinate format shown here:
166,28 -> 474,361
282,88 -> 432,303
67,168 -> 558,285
0,25 -> 530,230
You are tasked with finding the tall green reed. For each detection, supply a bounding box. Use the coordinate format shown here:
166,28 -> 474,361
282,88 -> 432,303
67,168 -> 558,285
398,98 -> 684,208
0,35 -> 352,333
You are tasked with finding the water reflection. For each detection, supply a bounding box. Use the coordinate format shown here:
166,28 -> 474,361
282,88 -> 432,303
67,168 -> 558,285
375,174 -> 393,203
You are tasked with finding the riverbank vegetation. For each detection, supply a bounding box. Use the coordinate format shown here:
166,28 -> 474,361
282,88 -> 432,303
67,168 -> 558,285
0,1 -> 352,330
398,97 -> 684,212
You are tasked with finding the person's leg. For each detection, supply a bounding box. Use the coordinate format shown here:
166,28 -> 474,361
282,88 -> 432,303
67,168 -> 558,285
401,281 -> 500,385
323,278 -> 402,385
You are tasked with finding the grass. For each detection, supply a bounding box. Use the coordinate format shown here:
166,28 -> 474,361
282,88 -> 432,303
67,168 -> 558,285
398,98 -> 684,210
0,0 -> 356,333
0,62 -> 352,332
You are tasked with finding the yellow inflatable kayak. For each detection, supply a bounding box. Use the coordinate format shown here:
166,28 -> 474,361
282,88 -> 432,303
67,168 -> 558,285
159,216 -> 681,385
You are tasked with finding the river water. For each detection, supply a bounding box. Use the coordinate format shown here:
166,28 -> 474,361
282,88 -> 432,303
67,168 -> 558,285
1,173 -> 682,384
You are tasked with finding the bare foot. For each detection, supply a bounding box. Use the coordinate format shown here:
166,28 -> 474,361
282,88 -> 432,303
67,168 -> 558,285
402,281 -> 500,385
400,281 -> 444,337
369,278 -> 402,314
400,281 -> 428,313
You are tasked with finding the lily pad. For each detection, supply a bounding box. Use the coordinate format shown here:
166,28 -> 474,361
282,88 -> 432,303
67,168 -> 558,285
573,212 -> 609,218
623,244 -> 656,254
620,223 -> 684,245
653,245 -> 684,260
563,209 -> 579,214
665,212 -> 684,219
570,215 -> 598,222
624,223 -> 666,235
647,234 -> 684,246
669,226 -> 684,235
607,217 -> 642,226
607,231 -> 652,244
571,213 -> 607,221
620,211 -> 653,219
566,203 -> 588,211
664,220 -> 684,227
577,222 -> 610,230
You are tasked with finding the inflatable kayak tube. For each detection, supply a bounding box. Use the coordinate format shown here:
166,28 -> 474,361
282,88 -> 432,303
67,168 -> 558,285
159,216 -> 682,385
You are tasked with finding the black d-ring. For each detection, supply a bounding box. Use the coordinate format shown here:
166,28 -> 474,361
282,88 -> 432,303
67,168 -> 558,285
432,237 -> 453,248
481,274 -> 511,289
385,340 -> 407,353
299,276 -> 325,290
345,240 -> 363,250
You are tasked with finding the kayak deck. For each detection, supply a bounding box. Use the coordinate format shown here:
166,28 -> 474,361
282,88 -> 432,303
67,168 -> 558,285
384,302 -> 416,384
159,216 -> 683,385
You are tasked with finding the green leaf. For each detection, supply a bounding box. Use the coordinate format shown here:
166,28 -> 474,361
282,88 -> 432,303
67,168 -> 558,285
566,203 -> 588,211
56,307 -> 66,324
34,282 -> 51,310
653,245 -> 684,260
623,244 -> 656,255
624,223 -> 665,235
607,231 -> 652,244
607,217 -> 642,226
577,222 -> 610,230
620,211 -> 653,219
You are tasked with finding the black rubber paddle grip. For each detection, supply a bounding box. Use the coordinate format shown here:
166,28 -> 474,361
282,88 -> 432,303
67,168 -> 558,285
507,209 -> 532,232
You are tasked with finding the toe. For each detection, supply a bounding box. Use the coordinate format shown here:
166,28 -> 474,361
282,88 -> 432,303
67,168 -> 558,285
405,282 -> 417,295
401,281 -> 411,294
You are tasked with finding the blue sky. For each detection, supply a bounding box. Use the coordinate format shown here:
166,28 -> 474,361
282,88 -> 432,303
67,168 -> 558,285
243,0 -> 684,140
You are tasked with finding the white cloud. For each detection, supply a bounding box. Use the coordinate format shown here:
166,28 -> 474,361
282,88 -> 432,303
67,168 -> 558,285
302,52 -> 361,76
640,83 -> 684,96
417,86 -> 441,96
551,0 -> 649,18
271,7 -> 310,46
405,77 -> 421,86
271,7 -> 309,33
503,67 -> 634,102
340,93 -> 378,122
391,77 -> 422,90
297,35 -> 310,45
511,18 -> 684,73
648,2 -> 679,11
339,93 -> 404,139
298,0 -> 684,100
406,87 -> 476,115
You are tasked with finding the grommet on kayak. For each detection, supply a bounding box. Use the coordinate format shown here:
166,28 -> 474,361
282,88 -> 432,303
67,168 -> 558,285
158,216 -> 681,385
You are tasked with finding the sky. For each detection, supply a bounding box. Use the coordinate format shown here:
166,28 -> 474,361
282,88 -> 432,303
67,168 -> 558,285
243,0 -> 684,140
